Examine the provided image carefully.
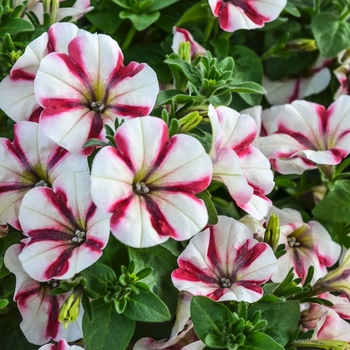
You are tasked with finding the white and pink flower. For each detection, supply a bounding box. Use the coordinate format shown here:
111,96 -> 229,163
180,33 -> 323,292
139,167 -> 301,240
171,27 -> 206,58
268,207 -> 341,284
259,95 -> 350,174
17,172 -> 110,282
0,121 -> 88,230
39,339 -> 84,350
91,116 -> 212,248
208,0 -> 287,32
208,104 -> 274,219
263,56 -> 331,105
34,31 -> 159,155
4,244 -> 83,345
171,216 -> 278,302
0,22 -> 87,123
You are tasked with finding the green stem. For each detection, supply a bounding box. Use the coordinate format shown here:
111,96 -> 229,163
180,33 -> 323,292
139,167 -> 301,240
314,0 -> 321,14
121,25 -> 137,51
203,16 -> 215,43
340,8 -> 350,21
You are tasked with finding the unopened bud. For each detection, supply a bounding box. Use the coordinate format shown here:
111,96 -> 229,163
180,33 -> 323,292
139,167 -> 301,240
264,213 -> 280,251
58,293 -> 80,329
178,111 -> 202,133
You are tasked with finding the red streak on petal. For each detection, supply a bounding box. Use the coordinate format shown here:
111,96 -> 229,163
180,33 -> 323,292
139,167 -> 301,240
85,203 -> 97,224
10,69 -> 35,81
233,240 -> 268,277
46,147 -> 69,175
206,226 -> 224,276
55,52 -> 92,93
40,98 -> 85,116
44,247 -> 74,279
235,280 -> 263,294
173,260 -> 217,284
277,124 -> 317,150
0,183 -> 33,194
209,288 -> 226,301
224,0 -> 267,25
108,104 -> 151,117
287,79 -> 301,103
110,195 -> 134,227
46,293 -> 60,339
85,237 -> 105,251
144,195 -> 177,238
15,284 -> 41,302
235,143 -> 254,158
26,229 -> 72,242
29,106 -> 43,123
113,134 -> 137,174
292,248 -> 307,282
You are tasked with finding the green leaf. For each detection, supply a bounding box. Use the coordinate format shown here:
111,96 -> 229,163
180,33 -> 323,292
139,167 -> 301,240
164,57 -> 202,86
81,262 -> 117,296
156,89 -> 189,105
83,299 -> 135,350
191,296 -> 234,343
283,2 -> 300,17
0,299 -> 8,309
86,5 -> 124,35
242,332 -> 284,349
248,300 -> 300,346
124,290 -> 171,322
312,180 -> 350,222
230,45 -> 263,105
312,13 -> 350,58
196,190 -> 218,225
168,118 -> 179,137
127,245 -> 178,316
120,10 -> 160,31
148,0 -> 179,11
176,2 -> 209,26
0,306 -> 37,350
0,18 -> 34,36
226,81 -> 266,95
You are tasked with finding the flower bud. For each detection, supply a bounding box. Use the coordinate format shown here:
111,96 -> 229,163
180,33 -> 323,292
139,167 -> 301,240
58,293 -> 81,329
264,213 -> 280,251
312,248 -> 350,298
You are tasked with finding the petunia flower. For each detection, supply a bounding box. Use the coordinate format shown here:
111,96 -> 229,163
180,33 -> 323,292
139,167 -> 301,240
334,62 -> 350,100
0,121 -> 88,230
17,172 -> 111,282
4,244 -> 83,345
301,303 -> 350,342
259,95 -> 350,175
208,104 -> 274,219
268,207 -> 341,284
39,339 -> 84,350
263,56 -> 331,105
90,116 -> 212,248
34,31 -> 159,155
171,27 -> 206,58
0,22 -> 87,123
208,0 -> 287,32
171,216 -> 278,302
313,248 -> 350,299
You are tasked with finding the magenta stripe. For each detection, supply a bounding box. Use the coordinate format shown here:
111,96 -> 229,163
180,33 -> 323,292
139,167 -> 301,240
29,106 -> 43,122
10,69 -> 35,81
44,247 -> 74,279
277,124 -> 317,150
108,104 -> 151,117
46,147 -> 69,174
55,53 -> 94,96
15,284 -> 41,302
85,202 -> 97,224
85,237 -> 105,251
233,135 -> 256,156
174,260 -> 217,284
45,293 -> 60,339
40,98 -> 84,115
0,183 -> 33,194
113,135 -> 137,174
110,195 -> 134,227
144,195 -> 177,238
207,226 -> 224,275
26,229 -> 73,242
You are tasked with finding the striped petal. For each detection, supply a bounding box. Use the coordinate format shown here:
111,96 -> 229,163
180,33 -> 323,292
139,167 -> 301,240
35,32 -> 158,155
0,121 -> 88,230
18,173 -> 110,281
4,244 -> 83,345
91,116 -> 212,248
172,216 -> 278,302
209,0 -> 287,32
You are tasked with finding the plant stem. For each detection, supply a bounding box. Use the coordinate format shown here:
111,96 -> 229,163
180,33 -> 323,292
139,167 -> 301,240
122,25 -> 137,51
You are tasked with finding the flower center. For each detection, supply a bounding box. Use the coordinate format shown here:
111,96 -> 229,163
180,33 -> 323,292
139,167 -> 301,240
72,229 -> 86,243
35,179 -> 48,187
134,181 -> 150,194
91,101 -> 105,112
288,236 -> 301,248
220,277 -> 232,288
